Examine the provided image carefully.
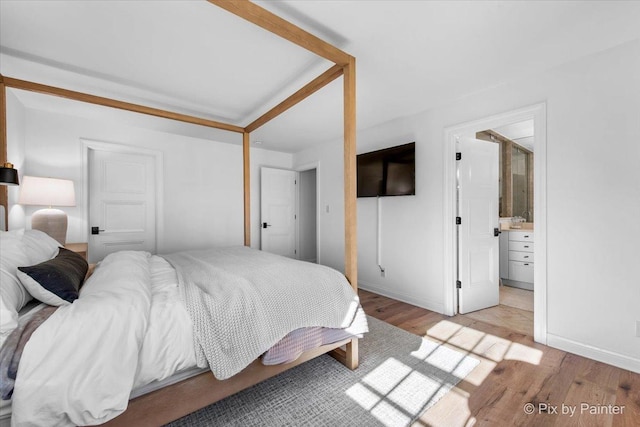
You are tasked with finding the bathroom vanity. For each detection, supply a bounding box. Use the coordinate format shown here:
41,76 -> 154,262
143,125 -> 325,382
499,227 -> 534,290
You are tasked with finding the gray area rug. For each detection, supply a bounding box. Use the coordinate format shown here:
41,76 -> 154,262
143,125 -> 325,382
167,317 -> 478,427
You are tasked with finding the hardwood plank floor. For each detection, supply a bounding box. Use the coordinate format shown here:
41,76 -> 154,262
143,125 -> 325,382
463,286 -> 534,336
500,285 -> 534,312
359,289 -> 639,427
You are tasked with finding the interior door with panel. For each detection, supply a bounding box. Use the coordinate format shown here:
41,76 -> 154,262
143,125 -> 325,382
457,137 -> 500,313
88,149 -> 156,263
260,167 -> 296,258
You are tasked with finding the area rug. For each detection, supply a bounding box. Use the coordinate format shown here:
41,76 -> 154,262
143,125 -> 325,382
167,317 -> 479,427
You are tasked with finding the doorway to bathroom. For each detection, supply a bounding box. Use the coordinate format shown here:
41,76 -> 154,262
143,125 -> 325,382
443,103 -> 547,344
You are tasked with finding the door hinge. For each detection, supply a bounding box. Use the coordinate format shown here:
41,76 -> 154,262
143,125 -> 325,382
456,152 -> 462,161
294,179 -> 297,185
456,280 -> 462,289
294,214 -> 297,220
456,217 -> 462,225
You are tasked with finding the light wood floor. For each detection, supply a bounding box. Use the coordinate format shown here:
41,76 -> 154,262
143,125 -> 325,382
464,286 -> 534,336
359,289 -> 639,426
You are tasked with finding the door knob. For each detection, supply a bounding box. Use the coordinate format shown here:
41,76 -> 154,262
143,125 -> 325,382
91,226 -> 105,235
494,228 -> 501,237
262,222 -> 272,229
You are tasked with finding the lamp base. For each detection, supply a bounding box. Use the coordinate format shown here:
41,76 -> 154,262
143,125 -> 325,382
32,208 -> 68,245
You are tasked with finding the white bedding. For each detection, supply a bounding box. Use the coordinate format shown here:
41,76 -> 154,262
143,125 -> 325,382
7,249 -> 366,426
132,256 -> 196,389
12,251 -> 153,426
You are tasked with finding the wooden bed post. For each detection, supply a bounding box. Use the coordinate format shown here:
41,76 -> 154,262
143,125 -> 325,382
343,56 -> 359,370
0,75 -> 8,230
243,131 -> 251,246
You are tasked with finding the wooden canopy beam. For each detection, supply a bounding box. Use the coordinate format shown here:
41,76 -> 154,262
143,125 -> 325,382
2,76 -> 245,134
0,76 -> 8,230
245,64 -> 343,133
243,132 -> 251,246
208,0 -> 351,66
342,57 -> 358,370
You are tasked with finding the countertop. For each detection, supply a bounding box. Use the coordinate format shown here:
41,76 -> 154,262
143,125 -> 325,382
500,223 -> 534,231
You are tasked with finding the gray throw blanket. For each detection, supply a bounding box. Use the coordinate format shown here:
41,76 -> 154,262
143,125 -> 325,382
0,305 -> 57,400
162,246 -> 361,380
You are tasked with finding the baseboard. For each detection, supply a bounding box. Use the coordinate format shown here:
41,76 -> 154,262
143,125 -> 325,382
502,279 -> 533,291
547,333 -> 640,374
358,281 -> 444,314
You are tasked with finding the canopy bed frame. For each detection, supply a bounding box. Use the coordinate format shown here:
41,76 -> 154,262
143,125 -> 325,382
0,1 -> 358,424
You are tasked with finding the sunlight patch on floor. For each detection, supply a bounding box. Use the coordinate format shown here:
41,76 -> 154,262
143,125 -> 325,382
416,387 -> 476,426
359,357 -> 446,414
505,341 -> 542,364
346,381 -> 412,427
410,339 -> 474,378
426,319 -> 465,342
362,358 -> 413,393
346,354 -> 471,427
424,319 -> 543,387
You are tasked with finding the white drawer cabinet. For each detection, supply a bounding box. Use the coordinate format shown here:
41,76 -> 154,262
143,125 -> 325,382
509,231 -> 533,242
509,241 -> 534,252
500,229 -> 534,290
509,250 -> 534,262
509,260 -> 534,283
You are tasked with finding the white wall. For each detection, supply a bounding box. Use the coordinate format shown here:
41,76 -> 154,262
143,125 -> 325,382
15,105 -> 291,254
298,168 -> 317,262
294,39 -> 640,371
294,145 -> 345,271
5,90 -> 26,230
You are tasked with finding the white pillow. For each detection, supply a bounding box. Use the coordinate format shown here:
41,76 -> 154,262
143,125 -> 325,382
22,229 -> 61,264
0,230 -> 32,336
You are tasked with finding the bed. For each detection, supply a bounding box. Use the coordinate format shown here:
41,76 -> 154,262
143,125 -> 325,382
0,229 -> 367,425
0,1 -> 359,425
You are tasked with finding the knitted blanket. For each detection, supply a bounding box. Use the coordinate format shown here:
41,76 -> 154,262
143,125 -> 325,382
162,246 -> 362,380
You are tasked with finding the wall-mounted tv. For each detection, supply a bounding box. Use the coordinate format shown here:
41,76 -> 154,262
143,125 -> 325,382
357,142 -> 415,197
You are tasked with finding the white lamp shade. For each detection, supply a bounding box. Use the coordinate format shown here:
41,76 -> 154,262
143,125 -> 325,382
18,176 -> 76,207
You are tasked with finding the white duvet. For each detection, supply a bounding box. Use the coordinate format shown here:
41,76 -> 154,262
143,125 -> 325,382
9,249 -> 364,426
11,252 -> 196,426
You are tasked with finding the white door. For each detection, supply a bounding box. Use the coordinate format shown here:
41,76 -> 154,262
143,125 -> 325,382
458,138 -> 500,313
88,149 -> 156,263
261,167 -> 296,258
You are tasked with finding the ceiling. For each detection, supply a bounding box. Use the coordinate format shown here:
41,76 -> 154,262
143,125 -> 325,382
2,1 -> 640,153
493,120 -> 534,152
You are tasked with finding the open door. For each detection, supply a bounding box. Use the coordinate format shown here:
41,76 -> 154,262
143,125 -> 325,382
457,138 -> 500,313
260,167 -> 296,258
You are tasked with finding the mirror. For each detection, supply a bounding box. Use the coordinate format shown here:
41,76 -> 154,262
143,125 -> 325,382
477,119 -> 534,222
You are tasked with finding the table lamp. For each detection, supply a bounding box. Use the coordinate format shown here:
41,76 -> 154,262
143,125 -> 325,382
0,162 -> 19,185
18,176 -> 76,245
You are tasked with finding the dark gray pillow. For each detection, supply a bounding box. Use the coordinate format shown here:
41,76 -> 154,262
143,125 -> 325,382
17,247 -> 88,306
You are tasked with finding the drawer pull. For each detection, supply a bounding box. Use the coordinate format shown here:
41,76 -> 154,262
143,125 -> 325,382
524,245 -> 529,248
524,263 -> 529,266
524,256 -> 529,258
524,235 -> 530,238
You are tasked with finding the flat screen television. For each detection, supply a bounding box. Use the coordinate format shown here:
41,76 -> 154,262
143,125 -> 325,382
357,142 -> 415,197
